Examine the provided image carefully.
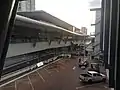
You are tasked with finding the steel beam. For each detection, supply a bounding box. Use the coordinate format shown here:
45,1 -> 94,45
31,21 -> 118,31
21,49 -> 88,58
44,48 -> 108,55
0,0 -> 19,77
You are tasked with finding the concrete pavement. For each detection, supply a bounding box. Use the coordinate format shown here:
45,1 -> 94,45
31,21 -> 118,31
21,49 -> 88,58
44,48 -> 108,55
0,57 -> 109,90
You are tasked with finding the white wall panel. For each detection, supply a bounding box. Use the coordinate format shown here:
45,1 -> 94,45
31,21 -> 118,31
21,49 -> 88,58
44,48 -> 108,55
6,41 -> 81,57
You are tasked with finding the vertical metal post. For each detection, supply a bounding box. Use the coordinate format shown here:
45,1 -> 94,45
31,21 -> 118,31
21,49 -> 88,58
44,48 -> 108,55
114,0 -> 120,90
83,36 -> 85,60
0,0 -> 19,77
100,0 -> 105,52
108,0 -> 119,88
103,0 -> 111,69
30,0 -> 31,11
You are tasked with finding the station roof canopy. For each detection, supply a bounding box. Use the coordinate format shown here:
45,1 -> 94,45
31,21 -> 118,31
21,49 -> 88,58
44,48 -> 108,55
17,10 -> 75,32
12,11 -> 89,41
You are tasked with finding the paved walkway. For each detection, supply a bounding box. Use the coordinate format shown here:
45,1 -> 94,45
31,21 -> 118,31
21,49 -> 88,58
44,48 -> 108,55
0,57 -> 108,90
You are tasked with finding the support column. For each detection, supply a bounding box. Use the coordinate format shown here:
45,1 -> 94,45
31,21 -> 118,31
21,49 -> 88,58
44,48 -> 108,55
103,0 -> 110,69
108,0 -> 119,88
114,0 -> 120,90
100,0 -> 105,51
0,0 -> 19,77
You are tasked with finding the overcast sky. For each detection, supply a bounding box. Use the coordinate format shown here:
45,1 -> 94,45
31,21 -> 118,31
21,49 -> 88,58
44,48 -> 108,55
35,0 -> 101,34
